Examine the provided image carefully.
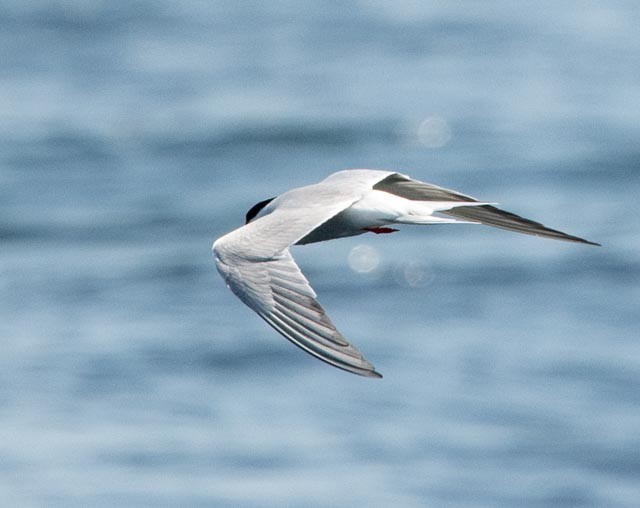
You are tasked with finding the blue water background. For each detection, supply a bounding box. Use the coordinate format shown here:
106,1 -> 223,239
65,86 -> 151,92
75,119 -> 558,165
1,1 -> 639,506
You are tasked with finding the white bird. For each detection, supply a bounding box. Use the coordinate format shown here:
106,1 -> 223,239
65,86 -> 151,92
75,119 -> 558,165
213,169 -> 598,378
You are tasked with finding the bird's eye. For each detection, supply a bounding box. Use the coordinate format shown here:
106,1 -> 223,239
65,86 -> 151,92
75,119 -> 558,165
245,197 -> 275,224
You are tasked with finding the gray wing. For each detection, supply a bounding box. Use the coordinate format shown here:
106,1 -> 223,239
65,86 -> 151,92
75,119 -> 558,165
215,249 -> 381,378
213,171 -> 393,378
374,173 -> 599,245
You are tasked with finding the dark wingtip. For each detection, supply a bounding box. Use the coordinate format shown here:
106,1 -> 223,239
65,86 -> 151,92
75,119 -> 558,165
564,236 -> 601,247
361,369 -> 383,379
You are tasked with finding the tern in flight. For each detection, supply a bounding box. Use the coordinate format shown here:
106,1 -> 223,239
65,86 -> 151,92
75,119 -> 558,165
213,169 -> 598,378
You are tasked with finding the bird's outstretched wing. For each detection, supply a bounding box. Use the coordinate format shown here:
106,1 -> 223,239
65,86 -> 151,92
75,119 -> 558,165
213,171 -> 393,377
215,248 -> 381,377
374,173 -> 599,245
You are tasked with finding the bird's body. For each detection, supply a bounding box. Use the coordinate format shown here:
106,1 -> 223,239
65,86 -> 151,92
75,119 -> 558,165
213,169 -> 597,378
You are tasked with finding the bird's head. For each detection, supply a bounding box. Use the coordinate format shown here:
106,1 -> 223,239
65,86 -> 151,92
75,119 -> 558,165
245,197 -> 275,224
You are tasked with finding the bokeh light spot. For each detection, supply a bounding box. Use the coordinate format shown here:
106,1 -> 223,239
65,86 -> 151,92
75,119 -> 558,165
395,261 -> 435,288
417,116 -> 452,148
348,244 -> 381,273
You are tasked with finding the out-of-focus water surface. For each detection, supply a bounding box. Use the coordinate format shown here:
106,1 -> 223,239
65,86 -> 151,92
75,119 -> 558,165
1,1 -> 639,506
